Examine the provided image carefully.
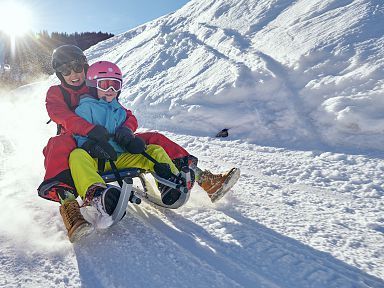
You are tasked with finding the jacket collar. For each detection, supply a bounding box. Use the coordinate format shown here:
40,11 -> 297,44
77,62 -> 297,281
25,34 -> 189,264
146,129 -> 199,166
79,94 -> 121,108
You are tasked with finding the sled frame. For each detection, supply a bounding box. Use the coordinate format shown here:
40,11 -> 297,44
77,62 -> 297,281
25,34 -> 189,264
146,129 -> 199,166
100,168 -> 191,211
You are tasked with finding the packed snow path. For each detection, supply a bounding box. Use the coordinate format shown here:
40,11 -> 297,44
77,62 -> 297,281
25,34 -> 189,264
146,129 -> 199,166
1,0 -> 384,285
1,131 -> 383,287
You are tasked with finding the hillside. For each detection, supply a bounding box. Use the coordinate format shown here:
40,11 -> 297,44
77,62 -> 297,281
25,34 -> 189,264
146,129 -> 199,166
0,0 -> 383,287
86,0 -> 384,152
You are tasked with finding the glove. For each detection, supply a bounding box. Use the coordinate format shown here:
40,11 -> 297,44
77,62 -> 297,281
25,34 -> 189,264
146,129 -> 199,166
87,125 -> 109,143
114,126 -> 134,147
125,137 -> 146,154
154,162 -> 172,179
82,140 -> 117,161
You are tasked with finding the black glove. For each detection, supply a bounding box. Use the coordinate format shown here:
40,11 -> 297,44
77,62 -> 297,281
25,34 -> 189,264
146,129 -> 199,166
82,140 -> 117,161
125,137 -> 146,154
114,126 -> 134,147
87,125 -> 109,143
154,162 -> 172,179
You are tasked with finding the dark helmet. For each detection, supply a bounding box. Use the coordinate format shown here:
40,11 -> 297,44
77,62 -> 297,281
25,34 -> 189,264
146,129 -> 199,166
51,45 -> 87,70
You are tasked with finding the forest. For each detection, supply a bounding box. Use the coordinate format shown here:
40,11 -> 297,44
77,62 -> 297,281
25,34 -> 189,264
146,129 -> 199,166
0,31 -> 114,89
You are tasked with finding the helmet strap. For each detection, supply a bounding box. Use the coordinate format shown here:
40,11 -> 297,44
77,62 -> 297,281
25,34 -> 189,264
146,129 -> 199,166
89,87 -> 98,98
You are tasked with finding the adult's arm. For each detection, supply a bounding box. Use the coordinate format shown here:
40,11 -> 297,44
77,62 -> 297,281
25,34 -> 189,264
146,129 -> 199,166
46,85 -> 94,136
122,108 -> 138,132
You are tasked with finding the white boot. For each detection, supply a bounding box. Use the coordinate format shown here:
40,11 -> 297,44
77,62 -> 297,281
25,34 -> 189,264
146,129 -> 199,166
82,183 -> 121,229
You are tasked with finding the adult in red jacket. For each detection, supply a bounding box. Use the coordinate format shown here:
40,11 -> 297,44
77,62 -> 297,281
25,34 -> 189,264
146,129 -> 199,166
38,45 -> 190,203
38,45 -> 239,209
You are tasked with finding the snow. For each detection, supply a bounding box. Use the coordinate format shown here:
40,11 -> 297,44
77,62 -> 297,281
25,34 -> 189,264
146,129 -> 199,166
1,0 -> 384,287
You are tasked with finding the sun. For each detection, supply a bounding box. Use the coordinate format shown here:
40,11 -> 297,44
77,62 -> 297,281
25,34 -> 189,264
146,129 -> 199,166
0,2 -> 33,37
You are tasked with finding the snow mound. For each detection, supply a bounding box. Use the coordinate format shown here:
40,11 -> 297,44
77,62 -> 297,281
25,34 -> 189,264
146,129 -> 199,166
85,0 -> 384,153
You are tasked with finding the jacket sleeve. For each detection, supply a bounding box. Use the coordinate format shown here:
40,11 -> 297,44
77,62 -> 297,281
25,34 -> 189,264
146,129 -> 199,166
46,86 -> 94,136
73,102 -> 93,147
122,108 -> 138,132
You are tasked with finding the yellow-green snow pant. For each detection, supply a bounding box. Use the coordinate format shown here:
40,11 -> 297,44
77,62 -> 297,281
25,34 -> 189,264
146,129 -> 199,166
69,144 -> 179,199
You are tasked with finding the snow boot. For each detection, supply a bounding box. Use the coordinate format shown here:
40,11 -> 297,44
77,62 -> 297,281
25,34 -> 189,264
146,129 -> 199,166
158,173 -> 187,205
38,181 -> 78,203
85,183 -> 122,216
173,155 -> 198,171
198,168 -> 240,203
172,156 -> 197,189
59,200 -> 93,243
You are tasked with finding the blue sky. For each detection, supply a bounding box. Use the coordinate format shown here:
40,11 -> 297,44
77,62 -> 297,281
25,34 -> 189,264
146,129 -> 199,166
4,0 -> 191,34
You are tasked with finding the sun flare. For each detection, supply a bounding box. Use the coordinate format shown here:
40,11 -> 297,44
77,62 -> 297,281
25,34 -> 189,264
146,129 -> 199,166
0,2 -> 33,37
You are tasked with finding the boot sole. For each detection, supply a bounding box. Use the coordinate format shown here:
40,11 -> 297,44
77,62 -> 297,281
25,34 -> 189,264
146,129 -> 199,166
69,223 -> 94,243
162,188 -> 181,205
210,168 -> 241,203
102,187 -> 121,215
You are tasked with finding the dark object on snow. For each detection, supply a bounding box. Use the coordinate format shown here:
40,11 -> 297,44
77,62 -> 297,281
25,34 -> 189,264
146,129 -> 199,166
216,128 -> 229,138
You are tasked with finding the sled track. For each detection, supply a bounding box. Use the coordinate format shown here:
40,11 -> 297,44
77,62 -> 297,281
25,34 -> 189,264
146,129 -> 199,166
132,204 -> 384,288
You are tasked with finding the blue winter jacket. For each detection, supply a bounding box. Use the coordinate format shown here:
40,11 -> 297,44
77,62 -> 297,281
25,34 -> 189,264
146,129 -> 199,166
74,94 -> 127,154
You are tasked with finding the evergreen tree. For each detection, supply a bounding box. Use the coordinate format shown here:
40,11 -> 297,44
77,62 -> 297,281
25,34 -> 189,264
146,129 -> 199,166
0,31 -> 114,89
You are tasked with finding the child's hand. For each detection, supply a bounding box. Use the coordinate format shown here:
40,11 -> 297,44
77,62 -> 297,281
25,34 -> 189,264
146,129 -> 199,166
114,127 -> 134,147
82,140 -> 117,160
87,125 -> 109,142
125,137 -> 146,154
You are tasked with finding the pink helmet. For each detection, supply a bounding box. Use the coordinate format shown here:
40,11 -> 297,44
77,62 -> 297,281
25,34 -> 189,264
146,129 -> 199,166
86,61 -> 122,88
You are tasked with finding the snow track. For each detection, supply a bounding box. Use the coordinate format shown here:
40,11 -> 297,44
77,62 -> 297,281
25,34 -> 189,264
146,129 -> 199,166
1,0 -> 384,285
1,129 -> 383,287
127,199 -> 384,288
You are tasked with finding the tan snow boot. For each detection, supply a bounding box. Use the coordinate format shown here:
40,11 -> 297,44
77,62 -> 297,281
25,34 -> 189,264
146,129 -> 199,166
59,200 -> 93,243
198,168 -> 240,203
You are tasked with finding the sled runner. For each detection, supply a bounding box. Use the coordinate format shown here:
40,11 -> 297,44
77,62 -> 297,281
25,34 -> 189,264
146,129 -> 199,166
99,155 -> 193,226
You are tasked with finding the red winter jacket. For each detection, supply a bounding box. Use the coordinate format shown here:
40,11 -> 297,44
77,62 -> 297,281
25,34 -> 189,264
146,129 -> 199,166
46,84 -> 138,135
41,83 -> 189,198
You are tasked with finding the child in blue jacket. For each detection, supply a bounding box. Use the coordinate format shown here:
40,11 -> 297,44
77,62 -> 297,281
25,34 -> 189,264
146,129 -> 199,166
68,61 -> 184,235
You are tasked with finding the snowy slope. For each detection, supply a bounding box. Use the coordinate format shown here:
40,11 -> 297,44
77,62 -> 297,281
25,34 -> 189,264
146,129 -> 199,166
1,0 -> 384,287
86,0 -> 384,152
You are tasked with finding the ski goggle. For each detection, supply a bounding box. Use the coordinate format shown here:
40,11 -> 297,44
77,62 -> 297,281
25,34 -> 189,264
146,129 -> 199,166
96,78 -> 122,92
56,59 -> 85,76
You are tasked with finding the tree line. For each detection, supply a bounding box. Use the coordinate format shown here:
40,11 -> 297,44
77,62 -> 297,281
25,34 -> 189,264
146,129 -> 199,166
0,31 -> 114,90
